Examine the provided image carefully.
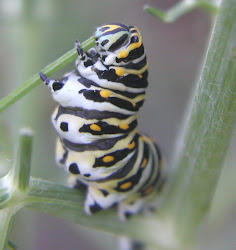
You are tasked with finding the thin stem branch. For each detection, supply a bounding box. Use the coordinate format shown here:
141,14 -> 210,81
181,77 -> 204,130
0,36 -> 95,113
0,208 -> 16,250
197,0 -> 220,13
162,0 -> 236,244
25,178 -> 166,247
144,0 -> 219,23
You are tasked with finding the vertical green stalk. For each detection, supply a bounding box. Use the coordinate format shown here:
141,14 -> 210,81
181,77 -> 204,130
0,130 -> 34,249
11,129 -> 33,192
163,0 -> 236,244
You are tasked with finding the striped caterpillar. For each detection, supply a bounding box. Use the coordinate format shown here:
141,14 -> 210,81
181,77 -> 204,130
40,23 -> 163,220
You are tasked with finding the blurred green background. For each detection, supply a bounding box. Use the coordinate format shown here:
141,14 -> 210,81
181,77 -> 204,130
0,0 -> 235,249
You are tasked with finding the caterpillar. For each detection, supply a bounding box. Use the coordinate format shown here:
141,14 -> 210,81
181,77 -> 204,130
40,23 -> 163,220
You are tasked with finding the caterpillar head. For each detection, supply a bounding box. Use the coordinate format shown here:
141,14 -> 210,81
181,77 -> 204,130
95,23 -> 130,52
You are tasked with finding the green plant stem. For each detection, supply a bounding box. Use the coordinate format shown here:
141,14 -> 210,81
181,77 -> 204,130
0,208 -> 19,250
1,177 -> 166,247
0,209 -> 14,250
144,0 -> 218,23
162,0 -> 236,244
197,0 -> 220,13
0,37 -> 95,113
25,178 -> 165,247
0,131 -> 34,249
11,129 -> 33,192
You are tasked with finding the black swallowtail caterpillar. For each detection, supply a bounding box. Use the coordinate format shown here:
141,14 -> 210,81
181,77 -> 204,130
40,23 -> 163,220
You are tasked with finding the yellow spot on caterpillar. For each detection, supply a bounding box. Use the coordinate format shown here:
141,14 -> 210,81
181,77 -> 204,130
141,158 -> 147,168
115,68 -> 124,76
120,182 -> 132,189
138,74 -> 142,78
102,155 -> 114,163
90,124 -> 101,131
100,90 -> 111,98
131,102 -> 136,107
144,186 -> 153,195
119,50 -> 128,58
129,41 -> 141,51
119,123 -> 129,130
128,141 -> 135,149
140,136 -> 147,141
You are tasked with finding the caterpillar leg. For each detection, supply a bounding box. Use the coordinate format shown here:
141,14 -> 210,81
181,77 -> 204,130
84,186 -> 125,215
84,187 -> 103,214
119,236 -> 145,250
118,196 -> 147,249
117,195 -> 145,221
